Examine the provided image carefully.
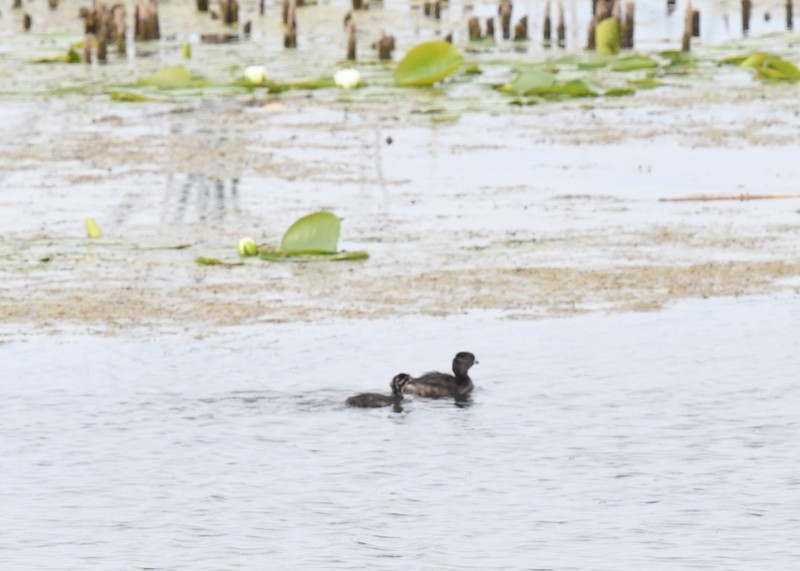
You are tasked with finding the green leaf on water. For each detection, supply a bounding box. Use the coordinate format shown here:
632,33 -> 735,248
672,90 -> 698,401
610,55 -> 659,72
195,256 -> 223,265
108,90 -> 164,102
394,41 -> 463,87
760,56 -> 800,82
595,17 -> 620,56
195,257 -> 244,266
499,67 -> 556,94
85,218 -> 102,239
604,87 -> 636,97
280,211 -> 340,254
139,66 -> 207,89
628,77 -> 661,89
529,79 -> 597,100
331,251 -> 369,261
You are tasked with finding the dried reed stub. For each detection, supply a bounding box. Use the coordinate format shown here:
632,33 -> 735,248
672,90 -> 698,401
444,32 -> 452,42
197,0 -> 208,12
243,19 -> 252,35
485,17 -> 495,40
134,0 -> 160,41
220,0 -> 238,25
513,15 -> 527,40
556,2 -> 565,47
352,0 -> 367,10
283,0 -> 297,48
682,0 -> 692,51
788,0 -> 794,30
468,16 -> 481,41
49,0 -> 59,10
543,1 -> 552,47
23,12 -> 32,30
499,0 -> 512,39
692,9 -> 700,36
259,0 -> 265,15
620,0 -> 635,49
12,0 -> 21,9
345,12 -> 356,60
742,0 -> 751,35
667,0 -> 676,15
433,0 -> 441,20
82,1 -> 127,54
376,32 -> 394,60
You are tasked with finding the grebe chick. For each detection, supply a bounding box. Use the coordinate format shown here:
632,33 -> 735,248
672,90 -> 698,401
345,373 -> 412,408
404,352 -> 477,399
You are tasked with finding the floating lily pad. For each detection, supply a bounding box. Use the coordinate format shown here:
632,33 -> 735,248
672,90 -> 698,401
281,211 -> 340,254
85,218 -> 102,239
500,67 -> 556,94
611,55 -> 659,71
394,41 -> 463,87
139,66 -> 207,89
596,18 -> 620,56
604,87 -> 636,97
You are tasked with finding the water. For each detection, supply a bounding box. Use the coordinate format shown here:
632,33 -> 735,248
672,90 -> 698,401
2,293 -> 799,569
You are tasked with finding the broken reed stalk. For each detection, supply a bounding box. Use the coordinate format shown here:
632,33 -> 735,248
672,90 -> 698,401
81,1 -> 126,56
377,32 -> 394,60
667,0 -> 676,15
485,17 -> 495,40
220,0 -> 238,25
468,17 -> 482,41
433,0 -> 441,20
543,1 -> 552,47
682,0 -> 692,51
259,0 -> 265,15
49,0 -> 58,10
134,0 -> 160,41
742,0 -> 751,35
661,193 -> 800,202
12,0 -> 21,8
444,32 -> 452,43
621,1 -> 634,49
692,9 -> 700,37
284,0 -> 297,48
23,13 -> 32,30
352,0 -> 365,10
345,13 -> 356,60
557,2 -> 565,48
514,15 -> 528,40
499,0 -> 512,39
788,0 -> 794,29
197,0 -> 208,12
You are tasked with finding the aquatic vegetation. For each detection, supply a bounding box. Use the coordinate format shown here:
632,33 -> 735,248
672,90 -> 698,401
394,41 -> 463,87
722,52 -> 800,82
85,218 -> 102,239
334,68 -> 362,89
237,237 -> 259,257
258,211 -> 368,262
243,65 -> 268,85
596,17 -> 621,56
139,66 -> 209,89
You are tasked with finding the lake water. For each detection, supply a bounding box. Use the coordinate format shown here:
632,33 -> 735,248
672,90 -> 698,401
2,293 -> 799,569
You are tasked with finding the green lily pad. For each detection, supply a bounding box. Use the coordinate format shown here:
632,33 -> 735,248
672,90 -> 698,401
610,55 -> 659,71
604,87 -> 636,97
280,211 -> 340,254
500,67 -> 556,94
596,18 -> 620,56
760,56 -> 800,81
394,41 -> 463,87
85,218 -> 102,239
531,79 -> 597,99
139,66 -> 206,89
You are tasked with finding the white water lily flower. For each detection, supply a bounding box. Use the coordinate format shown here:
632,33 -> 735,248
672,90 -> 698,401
334,68 -> 361,89
244,65 -> 267,85
237,237 -> 259,257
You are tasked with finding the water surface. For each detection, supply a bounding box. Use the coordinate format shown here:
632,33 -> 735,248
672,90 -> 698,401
1,294 -> 799,569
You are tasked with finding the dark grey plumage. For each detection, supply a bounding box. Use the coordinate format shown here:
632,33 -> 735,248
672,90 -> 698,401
345,373 -> 412,408
404,352 -> 477,399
